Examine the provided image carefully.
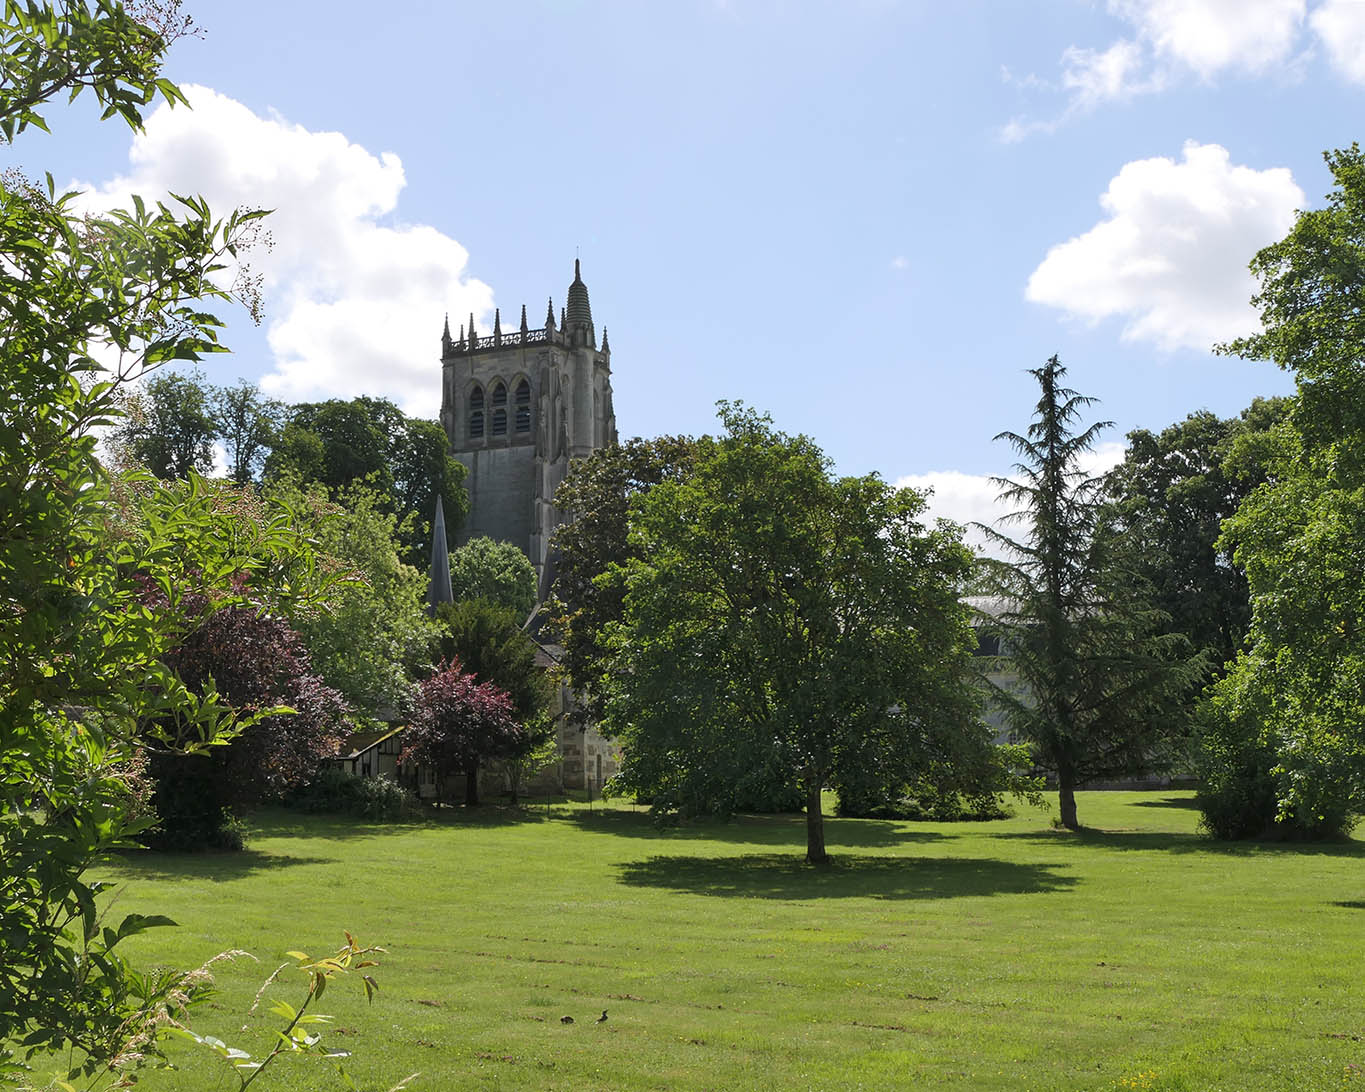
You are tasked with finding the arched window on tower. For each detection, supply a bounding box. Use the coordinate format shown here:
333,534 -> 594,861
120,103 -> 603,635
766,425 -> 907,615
491,381 -> 507,437
514,379 -> 531,433
468,385 -> 485,439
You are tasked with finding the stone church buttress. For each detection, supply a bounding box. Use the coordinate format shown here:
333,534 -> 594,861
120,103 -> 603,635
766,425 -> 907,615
439,260 -> 617,600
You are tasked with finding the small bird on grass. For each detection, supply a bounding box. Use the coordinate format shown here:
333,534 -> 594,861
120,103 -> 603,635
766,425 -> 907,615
560,1015 -> 574,1024
595,1010 -> 608,1024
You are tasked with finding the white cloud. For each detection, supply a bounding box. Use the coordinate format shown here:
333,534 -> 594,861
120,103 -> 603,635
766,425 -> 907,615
999,117 -> 1051,144
1025,142 -> 1303,351
1078,439 -> 1129,478
890,255 -> 909,270
1113,0 -> 1306,78
74,85 -> 493,416
210,439 -> 230,478
1005,0 -> 1314,137
1311,0 -> 1365,83
897,469 -> 1010,554
1000,40 -> 1158,140
896,441 -> 1127,557
1061,39 -> 1161,108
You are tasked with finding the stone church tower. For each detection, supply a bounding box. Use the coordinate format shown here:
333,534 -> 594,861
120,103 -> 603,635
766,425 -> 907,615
438,260 -> 617,599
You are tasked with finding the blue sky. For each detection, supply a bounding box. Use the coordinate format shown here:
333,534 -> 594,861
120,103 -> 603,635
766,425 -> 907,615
12,0 -> 1364,533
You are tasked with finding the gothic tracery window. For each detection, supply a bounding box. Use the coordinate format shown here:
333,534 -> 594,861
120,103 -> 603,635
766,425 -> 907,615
469,385 -> 484,439
514,379 -> 531,433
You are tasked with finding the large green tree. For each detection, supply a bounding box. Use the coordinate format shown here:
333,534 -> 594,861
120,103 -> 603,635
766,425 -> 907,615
213,378 -> 286,484
111,372 -> 287,485
980,357 -> 1199,831
269,480 -> 439,721
1200,146 -> 1365,839
448,536 -> 538,619
1106,398 -> 1289,676
547,435 -> 696,726
1103,398 -> 1291,758
0,1 -> 336,1075
266,396 -> 467,566
112,367 -> 218,479
603,405 -> 989,864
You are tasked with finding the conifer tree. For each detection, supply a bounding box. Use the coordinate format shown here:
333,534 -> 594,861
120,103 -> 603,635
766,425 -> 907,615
980,357 -> 1197,830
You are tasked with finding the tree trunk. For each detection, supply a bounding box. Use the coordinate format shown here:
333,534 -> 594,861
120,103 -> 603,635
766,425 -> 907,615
465,764 -> 480,806
805,780 -> 829,865
1057,766 -> 1079,831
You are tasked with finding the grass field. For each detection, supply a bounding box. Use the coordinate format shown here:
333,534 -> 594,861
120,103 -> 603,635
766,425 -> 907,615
78,792 -> 1365,1091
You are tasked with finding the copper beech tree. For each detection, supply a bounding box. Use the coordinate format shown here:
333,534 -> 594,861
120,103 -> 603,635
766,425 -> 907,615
401,661 -> 528,806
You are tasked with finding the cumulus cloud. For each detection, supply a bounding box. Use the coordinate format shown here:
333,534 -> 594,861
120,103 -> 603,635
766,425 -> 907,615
74,85 -> 493,416
896,469 -> 1009,554
1077,439 -> 1131,478
897,441 -> 1128,557
1025,142 -> 1303,352
1004,0 -> 1317,137
1113,0 -> 1306,78
1310,0 -> 1365,83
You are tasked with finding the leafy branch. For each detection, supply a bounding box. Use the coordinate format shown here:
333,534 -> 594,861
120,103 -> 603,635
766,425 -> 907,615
167,933 -> 412,1091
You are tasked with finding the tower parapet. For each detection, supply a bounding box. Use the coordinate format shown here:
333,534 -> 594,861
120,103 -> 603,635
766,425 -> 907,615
443,314 -> 599,356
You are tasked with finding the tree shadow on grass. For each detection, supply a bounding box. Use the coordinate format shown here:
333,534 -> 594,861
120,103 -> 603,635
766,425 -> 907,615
107,848 -> 336,881
243,804 -> 552,843
614,853 -> 1075,900
991,827 -> 1365,858
566,808 -> 948,850
1130,796 -> 1202,810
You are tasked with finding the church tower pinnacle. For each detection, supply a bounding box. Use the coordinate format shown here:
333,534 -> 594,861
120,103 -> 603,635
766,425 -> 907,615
564,258 -> 595,348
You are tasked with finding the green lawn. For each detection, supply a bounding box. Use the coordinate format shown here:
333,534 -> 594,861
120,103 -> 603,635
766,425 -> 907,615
81,792 -> 1365,1091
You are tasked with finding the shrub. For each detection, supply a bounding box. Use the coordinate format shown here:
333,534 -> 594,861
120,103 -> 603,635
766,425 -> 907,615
836,780 -> 1011,822
1195,676 -> 1356,841
291,768 -> 417,822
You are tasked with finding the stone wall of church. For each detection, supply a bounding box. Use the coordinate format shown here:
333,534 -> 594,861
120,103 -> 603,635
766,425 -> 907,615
557,720 -> 620,794
452,444 -> 537,557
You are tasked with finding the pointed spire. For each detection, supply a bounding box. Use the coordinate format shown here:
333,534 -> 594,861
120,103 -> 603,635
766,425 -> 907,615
442,312 -> 452,343
520,303 -> 528,335
427,495 -> 453,616
601,326 -> 609,353
493,307 -> 502,345
560,305 -> 566,328
565,258 -> 593,337
458,323 -> 465,348
546,297 -> 555,329
469,312 -> 476,343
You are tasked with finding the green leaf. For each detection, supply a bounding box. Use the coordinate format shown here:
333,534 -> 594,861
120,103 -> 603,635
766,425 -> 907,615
115,912 -> 177,941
